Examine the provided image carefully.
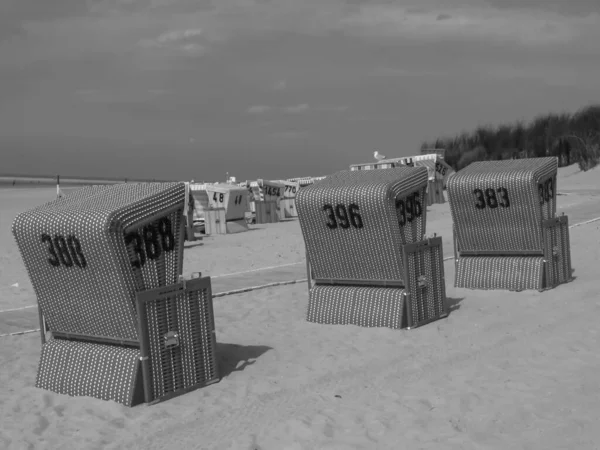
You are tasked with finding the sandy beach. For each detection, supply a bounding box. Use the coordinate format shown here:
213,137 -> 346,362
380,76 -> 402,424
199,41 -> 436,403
1,165 -> 599,450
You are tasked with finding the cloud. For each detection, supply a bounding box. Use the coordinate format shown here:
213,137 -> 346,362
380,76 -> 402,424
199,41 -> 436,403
370,67 -> 446,77
274,80 -> 287,90
283,104 -> 309,114
477,63 -> 595,88
138,28 -> 207,54
270,130 -> 310,139
247,105 -> 272,114
338,4 -> 599,47
246,104 -> 347,114
75,88 -> 169,103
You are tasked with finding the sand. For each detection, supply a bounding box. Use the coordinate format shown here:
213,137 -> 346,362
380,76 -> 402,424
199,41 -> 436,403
1,166 -> 599,450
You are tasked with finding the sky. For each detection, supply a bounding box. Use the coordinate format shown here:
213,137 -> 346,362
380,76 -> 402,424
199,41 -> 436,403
1,0 -> 599,182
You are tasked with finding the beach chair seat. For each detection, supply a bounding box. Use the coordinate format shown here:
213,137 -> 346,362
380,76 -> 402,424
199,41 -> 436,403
13,183 -> 219,406
447,157 -> 573,291
296,167 -> 448,329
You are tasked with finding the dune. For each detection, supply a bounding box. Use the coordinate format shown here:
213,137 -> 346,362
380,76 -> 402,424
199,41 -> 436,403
0,165 -> 599,449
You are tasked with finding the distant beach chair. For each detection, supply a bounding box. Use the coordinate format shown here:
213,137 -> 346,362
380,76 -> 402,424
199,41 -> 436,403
447,157 -> 573,291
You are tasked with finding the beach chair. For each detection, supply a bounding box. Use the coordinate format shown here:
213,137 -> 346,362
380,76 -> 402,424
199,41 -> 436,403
447,157 -> 573,291
12,183 -> 219,406
296,167 -> 448,330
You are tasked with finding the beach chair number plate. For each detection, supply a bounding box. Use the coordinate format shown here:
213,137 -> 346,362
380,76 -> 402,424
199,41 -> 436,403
125,217 -> 176,268
323,204 -> 363,229
473,187 -> 510,209
41,234 -> 87,269
395,192 -> 422,226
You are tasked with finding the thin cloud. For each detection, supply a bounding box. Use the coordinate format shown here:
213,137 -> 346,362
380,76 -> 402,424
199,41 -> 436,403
247,105 -> 272,114
283,104 -> 309,114
246,104 -> 347,114
339,5 -> 595,46
270,130 -> 310,139
139,28 -> 206,54
274,80 -> 287,90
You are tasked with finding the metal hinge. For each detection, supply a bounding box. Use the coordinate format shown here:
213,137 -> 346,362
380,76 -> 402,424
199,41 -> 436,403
164,331 -> 180,349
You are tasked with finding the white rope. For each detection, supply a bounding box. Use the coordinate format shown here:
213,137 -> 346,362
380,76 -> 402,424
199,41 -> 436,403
1,215 -> 599,337
0,262 -> 306,314
0,305 -> 37,313
211,261 -> 303,279
0,328 -> 41,338
568,216 -> 600,228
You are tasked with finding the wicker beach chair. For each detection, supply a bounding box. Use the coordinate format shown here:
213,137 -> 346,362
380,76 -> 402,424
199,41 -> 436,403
447,157 -> 573,291
12,183 -> 218,406
296,167 -> 448,330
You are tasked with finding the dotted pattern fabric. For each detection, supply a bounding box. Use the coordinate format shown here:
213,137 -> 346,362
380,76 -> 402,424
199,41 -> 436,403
426,179 -> 445,206
36,338 -> 142,407
307,285 -> 408,329
455,256 -> 544,291
141,280 -> 219,402
543,217 -> 574,289
296,167 -> 429,282
12,182 -> 186,341
447,157 -> 557,253
404,242 -> 447,327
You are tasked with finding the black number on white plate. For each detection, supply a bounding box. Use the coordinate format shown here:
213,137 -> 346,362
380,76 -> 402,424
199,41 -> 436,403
213,192 -> 225,203
473,187 -> 510,209
265,186 -> 280,197
42,234 -> 87,268
323,203 -> 363,229
538,178 -> 554,205
233,194 -> 244,205
125,217 -> 175,269
435,162 -> 447,176
396,192 -> 422,227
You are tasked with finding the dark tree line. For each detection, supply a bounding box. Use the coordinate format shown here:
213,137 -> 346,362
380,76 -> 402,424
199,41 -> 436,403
421,105 -> 600,172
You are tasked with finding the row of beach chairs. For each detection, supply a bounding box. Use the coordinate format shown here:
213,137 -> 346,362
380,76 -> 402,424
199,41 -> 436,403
11,157 -> 572,406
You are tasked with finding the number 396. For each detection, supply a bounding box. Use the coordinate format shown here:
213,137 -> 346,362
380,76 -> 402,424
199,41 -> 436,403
323,203 -> 363,229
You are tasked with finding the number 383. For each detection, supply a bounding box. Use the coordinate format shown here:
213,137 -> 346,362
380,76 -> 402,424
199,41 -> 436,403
473,187 -> 510,209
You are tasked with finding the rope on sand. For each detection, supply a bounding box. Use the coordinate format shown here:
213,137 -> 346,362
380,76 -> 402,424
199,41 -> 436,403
2,215 -> 600,337
0,280 -> 309,338
213,278 -> 308,298
569,216 -> 600,228
0,328 -> 40,338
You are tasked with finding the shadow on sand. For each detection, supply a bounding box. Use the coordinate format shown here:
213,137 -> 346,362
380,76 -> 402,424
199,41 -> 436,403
445,297 -> 465,313
217,342 -> 273,378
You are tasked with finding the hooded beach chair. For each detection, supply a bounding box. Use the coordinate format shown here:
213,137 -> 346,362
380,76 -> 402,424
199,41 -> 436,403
296,167 -> 448,330
447,157 -> 573,291
12,182 -> 218,406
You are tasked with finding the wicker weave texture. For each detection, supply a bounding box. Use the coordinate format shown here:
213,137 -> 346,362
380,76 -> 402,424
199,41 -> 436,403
138,278 -> 219,403
404,241 -> 447,326
307,285 -> 408,329
543,216 -> 573,288
447,157 -> 557,253
12,182 -> 186,341
455,256 -> 544,291
296,167 -> 429,282
36,338 -> 142,406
